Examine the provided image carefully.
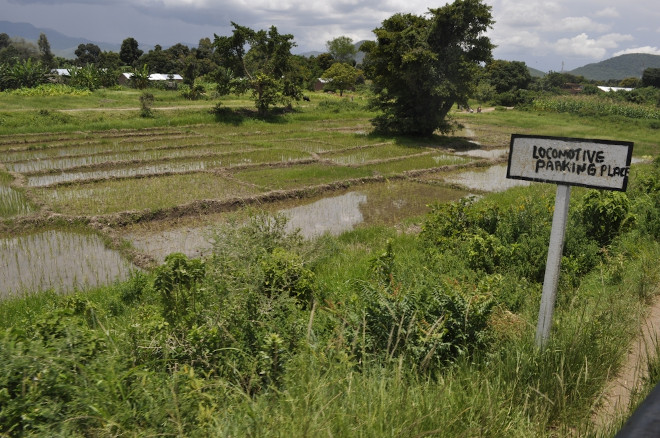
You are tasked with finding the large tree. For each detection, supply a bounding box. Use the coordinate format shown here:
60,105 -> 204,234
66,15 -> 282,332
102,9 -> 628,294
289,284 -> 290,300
37,33 -> 54,68
326,36 -> 357,65
75,43 -> 101,66
321,62 -> 358,96
642,67 -> 660,88
120,37 -> 143,67
362,0 -> 494,136
485,59 -> 531,94
213,22 -> 301,115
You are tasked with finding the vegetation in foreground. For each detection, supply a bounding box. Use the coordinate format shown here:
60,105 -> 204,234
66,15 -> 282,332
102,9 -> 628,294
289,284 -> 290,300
3,156 -> 660,436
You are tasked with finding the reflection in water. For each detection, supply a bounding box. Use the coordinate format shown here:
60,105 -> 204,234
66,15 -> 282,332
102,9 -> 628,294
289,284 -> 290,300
454,149 -> 508,159
283,192 -> 367,237
0,230 -> 136,298
444,164 -> 531,192
123,181 -> 468,262
128,226 -> 217,263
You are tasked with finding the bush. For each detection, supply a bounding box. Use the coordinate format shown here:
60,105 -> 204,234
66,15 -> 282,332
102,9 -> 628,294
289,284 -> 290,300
153,253 -> 205,325
579,190 -> 631,246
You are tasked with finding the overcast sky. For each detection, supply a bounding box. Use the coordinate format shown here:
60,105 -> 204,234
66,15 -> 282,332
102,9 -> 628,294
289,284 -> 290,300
2,0 -> 659,72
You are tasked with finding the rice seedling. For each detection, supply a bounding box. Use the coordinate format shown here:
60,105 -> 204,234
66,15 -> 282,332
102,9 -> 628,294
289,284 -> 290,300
360,153 -> 471,175
37,172 -> 263,215
0,229 -> 136,298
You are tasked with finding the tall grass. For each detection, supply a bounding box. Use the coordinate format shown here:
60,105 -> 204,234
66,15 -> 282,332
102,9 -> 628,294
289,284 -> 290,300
533,95 -> 660,120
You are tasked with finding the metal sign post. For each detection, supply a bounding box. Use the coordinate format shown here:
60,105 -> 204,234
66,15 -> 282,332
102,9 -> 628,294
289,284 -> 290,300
506,134 -> 633,348
535,183 -> 571,347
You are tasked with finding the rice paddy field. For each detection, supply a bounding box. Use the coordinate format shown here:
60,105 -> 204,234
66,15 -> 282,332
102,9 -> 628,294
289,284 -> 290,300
1,89 -> 655,298
0,92 -> 514,297
3,87 -> 660,437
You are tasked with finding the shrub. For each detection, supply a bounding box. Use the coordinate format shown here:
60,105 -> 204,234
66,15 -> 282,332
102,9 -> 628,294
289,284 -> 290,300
153,253 -> 206,325
261,247 -> 315,306
579,190 -> 631,246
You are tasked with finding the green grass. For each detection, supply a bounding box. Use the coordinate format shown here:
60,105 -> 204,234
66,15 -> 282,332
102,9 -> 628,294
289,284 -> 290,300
457,108 -> 660,156
36,173 -> 264,215
234,164 -> 374,190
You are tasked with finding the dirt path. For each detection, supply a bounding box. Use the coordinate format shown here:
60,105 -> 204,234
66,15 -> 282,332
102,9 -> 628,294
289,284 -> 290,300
592,296 -> 660,430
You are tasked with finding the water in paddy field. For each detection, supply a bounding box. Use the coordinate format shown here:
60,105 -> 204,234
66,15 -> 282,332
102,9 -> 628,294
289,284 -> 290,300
442,164 -> 532,192
0,230 -> 137,298
124,181 -> 469,262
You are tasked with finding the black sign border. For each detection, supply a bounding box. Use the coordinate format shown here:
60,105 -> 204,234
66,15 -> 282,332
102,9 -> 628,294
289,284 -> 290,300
506,134 -> 634,192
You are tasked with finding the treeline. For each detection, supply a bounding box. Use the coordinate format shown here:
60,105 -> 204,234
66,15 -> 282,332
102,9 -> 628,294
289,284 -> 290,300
0,30 -> 360,93
472,60 -> 660,108
1,0 -> 659,137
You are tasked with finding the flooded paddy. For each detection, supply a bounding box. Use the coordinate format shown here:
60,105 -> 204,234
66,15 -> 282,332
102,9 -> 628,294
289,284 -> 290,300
123,180 -> 468,262
1,120 -> 519,294
433,164 -> 532,192
0,230 -> 136,298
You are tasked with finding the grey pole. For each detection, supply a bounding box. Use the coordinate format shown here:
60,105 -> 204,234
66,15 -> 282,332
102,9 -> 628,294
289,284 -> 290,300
535,183 -> 572,348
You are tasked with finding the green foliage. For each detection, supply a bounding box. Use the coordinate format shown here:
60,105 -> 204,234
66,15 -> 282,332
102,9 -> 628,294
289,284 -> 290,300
0,303 -> 107,435
321,62 -> 358,96
4,83 -> 91,96
262,247 -> 315,306
131,64 -> 151,90
154,253 -> 206,325
534,95 -> 660,119
213,23 -> 302,115
362,0 -> 494,136
326,36 -> 357,64
120,37 -> 143,67
485,59 -> 532,94
139,91 -> 155,118
359,240 -> 495,370
179,83 -> 206,100
579,190 -> 631,246
68,64 -> 102,90
0,58 -> 48,91
642,67 -> 660,88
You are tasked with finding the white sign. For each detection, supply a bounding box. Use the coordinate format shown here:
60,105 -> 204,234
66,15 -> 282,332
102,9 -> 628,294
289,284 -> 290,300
507,134 -> 634,191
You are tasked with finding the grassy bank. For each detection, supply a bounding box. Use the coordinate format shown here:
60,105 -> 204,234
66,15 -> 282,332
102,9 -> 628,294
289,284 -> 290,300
3,160 -> 660,435
2,88 -> 660,436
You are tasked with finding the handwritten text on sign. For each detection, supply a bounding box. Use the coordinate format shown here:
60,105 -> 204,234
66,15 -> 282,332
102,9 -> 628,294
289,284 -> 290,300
506,134 -> 634,191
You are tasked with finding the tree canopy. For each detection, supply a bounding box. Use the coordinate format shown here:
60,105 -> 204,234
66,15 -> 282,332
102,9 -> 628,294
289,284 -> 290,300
213,22 -> 302,115
321,62 -> 358,96
642,67 -> 660,88
485,60 -> 531,94
326,36 -> 357,65
362,0 -> 494,136
120,37 -> 143,67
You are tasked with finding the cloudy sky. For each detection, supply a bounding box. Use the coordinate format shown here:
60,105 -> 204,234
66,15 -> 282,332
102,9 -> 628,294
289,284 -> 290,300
2,0 -> 659,72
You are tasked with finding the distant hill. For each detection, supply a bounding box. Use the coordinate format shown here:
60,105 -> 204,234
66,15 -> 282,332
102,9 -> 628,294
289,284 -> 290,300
528,66 -> 546,78
569,53 -> 660,81
1,21 -> 129,59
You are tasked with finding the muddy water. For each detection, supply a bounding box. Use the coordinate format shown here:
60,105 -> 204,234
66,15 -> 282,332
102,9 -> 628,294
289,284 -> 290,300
0,230 -> 136,298
454,148 -> 508,160
439,164 -> 532,192
125,181 -> 469,262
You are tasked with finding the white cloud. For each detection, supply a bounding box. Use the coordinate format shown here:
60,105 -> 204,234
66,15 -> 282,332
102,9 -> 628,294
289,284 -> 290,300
491,30 -> 542,49
557,16 -> 609,33
595,7 -> 619,18
554,33 -> 633,58
613,46 -> 660,56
